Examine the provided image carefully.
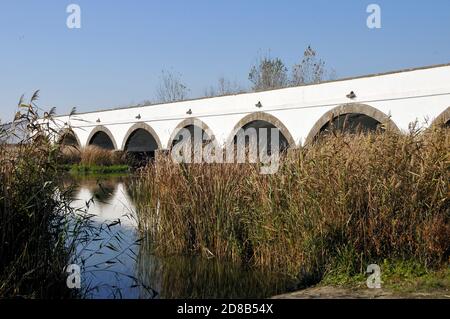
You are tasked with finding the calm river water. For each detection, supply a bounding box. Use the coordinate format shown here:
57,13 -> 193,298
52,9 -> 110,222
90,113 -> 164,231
66,175 -> 295,299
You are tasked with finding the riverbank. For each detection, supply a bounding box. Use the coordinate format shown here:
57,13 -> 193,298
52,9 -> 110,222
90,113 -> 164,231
58,144 -> 137,176
273,266 -> 450,299
61,163 -> 131,175
273,286 -> 450,299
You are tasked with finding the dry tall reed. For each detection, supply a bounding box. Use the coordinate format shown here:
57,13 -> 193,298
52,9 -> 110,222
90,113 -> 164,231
59,145 -> 126,166
132,126 -> 449,282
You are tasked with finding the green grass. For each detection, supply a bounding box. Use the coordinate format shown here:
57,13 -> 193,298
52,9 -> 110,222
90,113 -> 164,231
381,261 -> 450,293
320,259 -> 450,294
65,164 -> 130,175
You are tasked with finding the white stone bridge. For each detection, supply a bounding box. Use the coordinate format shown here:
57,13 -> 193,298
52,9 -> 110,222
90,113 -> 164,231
53,64 -> 450,155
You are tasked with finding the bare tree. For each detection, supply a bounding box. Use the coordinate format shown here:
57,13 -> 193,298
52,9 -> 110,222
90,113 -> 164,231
203,86 -> 216,98
155,70 -> 189,103
248,55 -> 288,91
204,77 -> 246,97
291,45 -> 335,85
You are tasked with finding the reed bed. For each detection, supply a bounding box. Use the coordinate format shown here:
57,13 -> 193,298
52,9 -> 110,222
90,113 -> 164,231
132,126 -> 449,283
1,93 -> 150,298
59,145 -> 126,166
0,96 -> 79,298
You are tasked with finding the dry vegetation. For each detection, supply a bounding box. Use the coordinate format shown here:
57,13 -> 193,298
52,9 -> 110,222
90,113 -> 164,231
0,95 -> 79,298
0,94 -> 134,298
131,126 -> 449,284
58,145 -> 126,167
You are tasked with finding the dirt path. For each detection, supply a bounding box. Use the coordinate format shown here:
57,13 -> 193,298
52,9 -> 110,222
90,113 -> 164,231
272,286 -> 450,299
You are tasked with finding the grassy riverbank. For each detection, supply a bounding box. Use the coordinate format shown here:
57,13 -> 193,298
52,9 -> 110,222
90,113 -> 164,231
61,164 -> 130,175
132,126 -> 449,288
319,259 -> 450,296
58,145 -> 131,176
274,265 -> 450,298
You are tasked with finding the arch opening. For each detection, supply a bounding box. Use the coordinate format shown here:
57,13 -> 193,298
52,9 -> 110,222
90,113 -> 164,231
168,118 -> 216,149
59,130 -> 80,147
57,129 -> 81,165
89,131 -> 115,150
232,120 -> 290,154
171,124 -> 212,148
305,104 -> 399,145
124,128 -> 160,165
226,112 -> 296,160
319,113 -> 383,136
432,107 -> 450,128
168,119 -> 216,163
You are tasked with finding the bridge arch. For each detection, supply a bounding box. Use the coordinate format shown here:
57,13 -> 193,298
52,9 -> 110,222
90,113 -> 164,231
305,103 -> 399,145
167,117 -> 217,149
431,107 -> 450,128
87,125 -> 117,150
226,112 -> 296,151
121,122 -> 162,152
58,128 -> 80,147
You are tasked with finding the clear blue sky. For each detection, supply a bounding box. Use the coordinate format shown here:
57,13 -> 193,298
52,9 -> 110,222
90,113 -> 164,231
1,0 -> 449,122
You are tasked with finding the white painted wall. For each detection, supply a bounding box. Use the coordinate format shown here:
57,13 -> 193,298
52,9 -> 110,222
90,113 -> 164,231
51,64 -> 450,150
